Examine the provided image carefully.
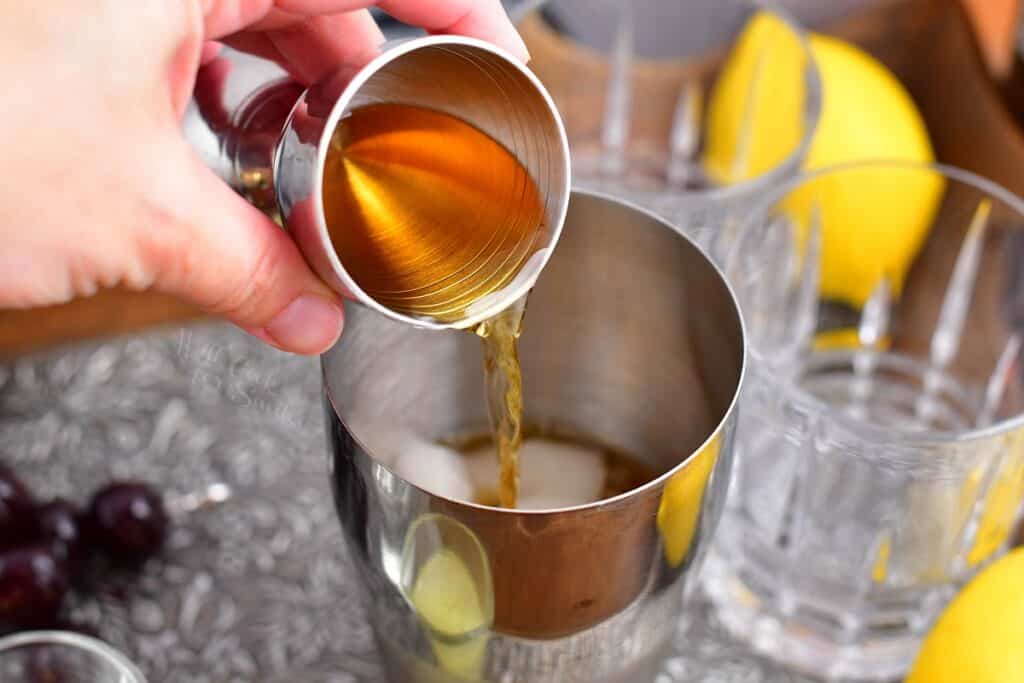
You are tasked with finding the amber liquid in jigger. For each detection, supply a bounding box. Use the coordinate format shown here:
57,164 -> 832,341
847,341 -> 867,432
322,103 -> 547,324
324,103 -> 652,508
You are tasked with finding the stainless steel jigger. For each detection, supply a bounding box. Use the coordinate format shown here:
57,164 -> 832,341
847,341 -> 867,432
324,191 -> 747,682
184,36 -> 571,329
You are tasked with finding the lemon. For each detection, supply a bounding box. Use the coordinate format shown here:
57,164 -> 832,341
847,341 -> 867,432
906,547 -> 1024,683
702,12 -> 809,184
704,13 -> 940,308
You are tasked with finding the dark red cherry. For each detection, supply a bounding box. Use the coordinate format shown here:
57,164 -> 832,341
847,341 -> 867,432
37,499 -> 89,580
0,544 -> 68,627
87,482 -> 168,563
0,464 -> 37,547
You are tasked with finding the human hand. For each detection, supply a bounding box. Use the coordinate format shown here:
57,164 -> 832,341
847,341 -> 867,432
0,1 -> 528,354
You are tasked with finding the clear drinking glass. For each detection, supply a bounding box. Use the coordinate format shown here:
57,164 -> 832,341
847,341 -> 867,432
706,161 -> 1024,680
517,0 -> 821,261
0,631 -> 146,682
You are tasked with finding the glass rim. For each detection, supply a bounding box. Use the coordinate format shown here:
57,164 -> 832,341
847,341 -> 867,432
525,0 -> 824,202
0,630 -> 146,682
733,159 -> 1024,448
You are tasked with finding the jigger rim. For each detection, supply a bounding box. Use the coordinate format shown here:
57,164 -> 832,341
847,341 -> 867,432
295,34 -> 572,332
731,159 -> 1024,446
323,188 -> 747,514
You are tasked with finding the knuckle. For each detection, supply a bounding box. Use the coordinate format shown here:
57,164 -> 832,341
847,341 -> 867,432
133,202 -> 192,293
200,232 -> 280,321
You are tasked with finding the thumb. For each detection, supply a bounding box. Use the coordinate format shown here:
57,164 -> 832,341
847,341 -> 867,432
151,143 -> 344,355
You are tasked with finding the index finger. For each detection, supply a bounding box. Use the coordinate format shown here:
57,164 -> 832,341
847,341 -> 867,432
376,0 -> 529,61
259,0 -> 529,61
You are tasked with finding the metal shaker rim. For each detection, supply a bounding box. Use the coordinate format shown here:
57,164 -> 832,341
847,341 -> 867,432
287,34 -> 572,331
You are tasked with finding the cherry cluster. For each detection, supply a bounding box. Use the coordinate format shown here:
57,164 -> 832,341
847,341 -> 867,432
0,463 -> 168,630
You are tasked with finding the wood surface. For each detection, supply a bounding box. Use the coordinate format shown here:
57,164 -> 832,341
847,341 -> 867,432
960,0 -> 1020,79
0,290 -> 205,360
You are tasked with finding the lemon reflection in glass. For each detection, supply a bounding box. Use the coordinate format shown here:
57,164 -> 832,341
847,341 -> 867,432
657,433 -> 722,569
401,514 -> 494,680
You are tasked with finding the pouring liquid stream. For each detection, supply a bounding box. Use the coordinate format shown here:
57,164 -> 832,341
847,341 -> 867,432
473,297 -> 528,508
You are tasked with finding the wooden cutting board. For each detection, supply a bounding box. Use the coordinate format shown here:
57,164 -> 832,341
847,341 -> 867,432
0,291 -> 204,359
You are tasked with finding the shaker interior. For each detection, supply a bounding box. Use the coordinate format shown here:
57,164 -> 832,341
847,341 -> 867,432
324,191 -> 743,483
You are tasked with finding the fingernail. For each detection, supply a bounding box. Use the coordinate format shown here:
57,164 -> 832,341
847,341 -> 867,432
264,295 -> 344,354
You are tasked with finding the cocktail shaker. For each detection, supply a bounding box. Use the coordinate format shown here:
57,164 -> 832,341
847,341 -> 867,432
324,191 -> 747,682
